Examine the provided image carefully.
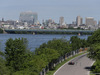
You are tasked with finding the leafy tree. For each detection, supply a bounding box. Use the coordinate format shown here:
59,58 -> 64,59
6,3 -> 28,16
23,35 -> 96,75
87,29 -> 100,45
0,51 -> 4,56
35,38 -> 71,56
0,40 -> 10,75
0,28 -> 3,33
13,68 -> 39,75
5,38 -> 30,72
80,39 -> 88,48
92,60 -> 100,73
70,36 -> 82,50
88,43 -> 100,60
87,29 -> 100,73
0,57 -> 10,75
46,39 -> 71,56
88,29 -> 100,60
28,54 -> 47,74
35,38 -> 70,71
36,48 -> 60,63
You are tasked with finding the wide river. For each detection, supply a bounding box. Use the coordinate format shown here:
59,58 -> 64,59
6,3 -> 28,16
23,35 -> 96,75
0,34 -> 91,52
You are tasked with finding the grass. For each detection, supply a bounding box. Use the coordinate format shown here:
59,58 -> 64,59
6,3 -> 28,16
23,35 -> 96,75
90,62 -> 96,75
90,72 -> 95,75
46,52 -> 87,75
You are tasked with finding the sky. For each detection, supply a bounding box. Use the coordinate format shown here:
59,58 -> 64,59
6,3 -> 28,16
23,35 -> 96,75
0,0 -> 100,24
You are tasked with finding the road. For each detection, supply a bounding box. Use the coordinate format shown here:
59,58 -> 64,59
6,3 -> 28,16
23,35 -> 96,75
54,53 -> 95,75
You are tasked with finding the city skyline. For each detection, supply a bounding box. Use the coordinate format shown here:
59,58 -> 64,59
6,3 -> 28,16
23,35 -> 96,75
0,0 -> 100,23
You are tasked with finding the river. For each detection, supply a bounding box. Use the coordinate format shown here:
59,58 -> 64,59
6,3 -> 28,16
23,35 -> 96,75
0,34 -> 91,52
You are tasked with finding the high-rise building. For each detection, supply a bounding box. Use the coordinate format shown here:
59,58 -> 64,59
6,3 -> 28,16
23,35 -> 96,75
98,20 -> 100,26
94,20 -> 97,26
76,16 -> 82,26
19,11 -> 38,25
85,17 -> 95,26
44,19 -> 53,26
2,18 -> 4,22
59,17 -> 64,26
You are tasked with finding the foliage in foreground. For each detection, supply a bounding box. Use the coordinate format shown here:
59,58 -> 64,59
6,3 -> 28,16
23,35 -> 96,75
0,34 -> 88,75
88,29 -> 100,73
0,57 -> 10,75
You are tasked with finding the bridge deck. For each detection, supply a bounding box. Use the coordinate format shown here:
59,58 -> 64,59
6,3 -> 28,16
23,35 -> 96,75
5,29 -> 94,32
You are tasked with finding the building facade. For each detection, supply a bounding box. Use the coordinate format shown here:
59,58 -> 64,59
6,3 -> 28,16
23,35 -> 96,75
98,20 -> 100,27
98,20 -> 100,25
85,17 -> 95,26
19,11 -> 38,25
59,17 -> 64,26
76,16 -> 82,26
94,20 -> 97,26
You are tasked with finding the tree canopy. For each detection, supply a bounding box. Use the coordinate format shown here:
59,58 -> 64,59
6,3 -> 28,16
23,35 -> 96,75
87,29 -> 100,73
5,38 -> 30,72
0,34 -> 88,75
87,29 -> 100,45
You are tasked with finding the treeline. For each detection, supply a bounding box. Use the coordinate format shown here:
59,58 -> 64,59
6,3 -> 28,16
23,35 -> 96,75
0,35 -> 88,75
6,30 -> 93,35
87,29 -> 100,73
0,28 -> 3,33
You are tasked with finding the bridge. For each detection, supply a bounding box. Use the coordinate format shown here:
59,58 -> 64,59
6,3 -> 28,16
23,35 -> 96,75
4,29 -> 95,34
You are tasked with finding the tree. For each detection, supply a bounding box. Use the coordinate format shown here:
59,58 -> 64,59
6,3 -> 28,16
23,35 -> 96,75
80,39 -> 88,48
36,48 -> 60,63
46,39 -> 71,56
5,38 -> 30,72
88,44 -> 100,73
88,43 -> 100,60
87,29 -> 100,45
0,28 -> 3,33
70,36 -> 81,50
0,51 -> 4,56
87,29 -> 100,73
35,38 -> 71,56
0,57 -> 10,75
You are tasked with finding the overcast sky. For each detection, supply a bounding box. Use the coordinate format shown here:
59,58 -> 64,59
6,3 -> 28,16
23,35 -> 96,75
0,0 -> 100,23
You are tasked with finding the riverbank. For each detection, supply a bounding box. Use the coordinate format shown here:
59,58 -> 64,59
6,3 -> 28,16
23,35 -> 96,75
4,29 -> 93,35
